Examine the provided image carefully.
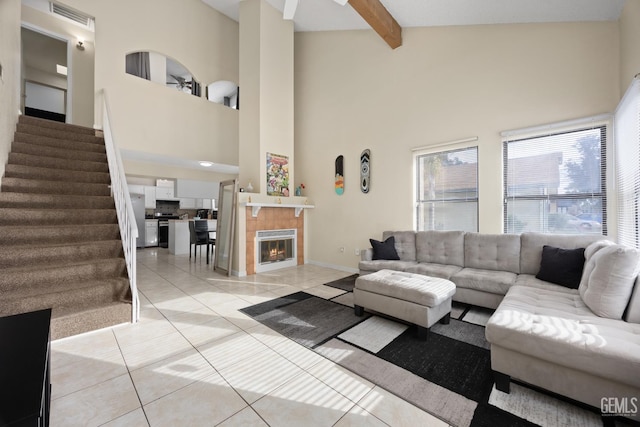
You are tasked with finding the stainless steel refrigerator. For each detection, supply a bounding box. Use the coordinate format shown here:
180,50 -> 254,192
130,193 -> 146,248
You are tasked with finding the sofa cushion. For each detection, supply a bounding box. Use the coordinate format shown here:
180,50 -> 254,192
369,236 -> 400,260
535,245 -> 585,289
415,230 -> 465,267
486,285 -> 640,389
515,274 -> 580,293
464,233 -> 520,273
451,267 -> 517,295
355,270 -> 456,307
382,231 -> 416,261
404,262 -> 463,280
358,260 -> 417,274
578,244 -> 640,319
519,232 -> 604,275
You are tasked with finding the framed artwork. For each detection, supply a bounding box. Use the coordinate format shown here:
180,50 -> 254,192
267,152 -> 290,196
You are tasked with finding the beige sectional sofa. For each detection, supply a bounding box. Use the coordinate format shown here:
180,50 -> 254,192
359,230 -> 640,415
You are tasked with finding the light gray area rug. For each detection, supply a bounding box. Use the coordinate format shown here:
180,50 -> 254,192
338,316 -> 408,353
489,383 -> 603,427
315,337 -> 477,427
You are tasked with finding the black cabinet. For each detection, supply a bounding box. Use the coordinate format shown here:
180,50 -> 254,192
0,309 -> 52,427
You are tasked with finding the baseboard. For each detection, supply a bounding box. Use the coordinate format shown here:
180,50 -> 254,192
307,260 -> 359,274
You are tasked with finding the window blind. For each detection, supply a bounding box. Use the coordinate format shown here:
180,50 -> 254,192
615,77 -> 640,249
503,125 -> 607,235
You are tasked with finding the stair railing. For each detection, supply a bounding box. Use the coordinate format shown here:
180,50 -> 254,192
101,90 -> 139,324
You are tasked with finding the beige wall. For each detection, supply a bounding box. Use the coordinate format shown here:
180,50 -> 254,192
61,0 -> 240,180
239,0 -> 295,194
0,0 -> 21,182
620,0 -> 640,96
295,22 -> 620,270
22,5 -> 95,128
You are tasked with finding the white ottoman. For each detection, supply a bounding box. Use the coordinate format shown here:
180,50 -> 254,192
354,269 -> 456,340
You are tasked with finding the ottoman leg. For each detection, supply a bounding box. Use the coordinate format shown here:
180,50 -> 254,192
439,313 -> 451,325
494,371 -> 511,393
416,325 -> 429,341
354,305 -> 364,316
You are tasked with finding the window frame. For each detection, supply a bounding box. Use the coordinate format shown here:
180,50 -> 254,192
414,145 -> 479,232
502,123 -> 608,236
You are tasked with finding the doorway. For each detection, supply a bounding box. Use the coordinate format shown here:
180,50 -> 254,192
21,26 -> 69,122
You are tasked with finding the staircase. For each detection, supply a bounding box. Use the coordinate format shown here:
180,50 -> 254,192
0,115 -> 132,340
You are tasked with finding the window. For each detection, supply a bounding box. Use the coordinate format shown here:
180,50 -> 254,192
503,124 -> 607,235
615,78 -> 640,249
415,146 -> 478,231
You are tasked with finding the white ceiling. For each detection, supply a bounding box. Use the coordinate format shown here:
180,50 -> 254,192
201,0 -> 626,32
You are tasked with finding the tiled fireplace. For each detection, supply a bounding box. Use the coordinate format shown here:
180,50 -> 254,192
245,207 -> 304,275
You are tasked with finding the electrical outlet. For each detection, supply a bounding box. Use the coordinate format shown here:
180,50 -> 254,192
339,247 -> 345,253
354,248 -> 360,256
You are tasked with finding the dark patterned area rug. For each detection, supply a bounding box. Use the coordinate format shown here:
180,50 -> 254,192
241,278 -> 626,427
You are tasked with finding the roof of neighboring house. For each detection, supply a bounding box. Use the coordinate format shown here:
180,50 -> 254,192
425,152 -> 562,193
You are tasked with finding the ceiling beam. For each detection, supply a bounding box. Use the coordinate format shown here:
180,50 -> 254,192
348,0 -> 402,49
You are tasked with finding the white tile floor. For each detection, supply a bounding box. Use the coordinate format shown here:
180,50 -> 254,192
50,248 -> 450,426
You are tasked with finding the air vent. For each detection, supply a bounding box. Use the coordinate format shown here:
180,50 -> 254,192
50,2 -> 93,27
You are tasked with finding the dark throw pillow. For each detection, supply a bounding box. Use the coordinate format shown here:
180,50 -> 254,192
369,236 -> 400,261
535,245 -> 586,289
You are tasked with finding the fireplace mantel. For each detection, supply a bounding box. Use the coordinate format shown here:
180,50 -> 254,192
244,202 -> 315,218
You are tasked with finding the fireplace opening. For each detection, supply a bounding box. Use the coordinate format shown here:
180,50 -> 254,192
255,229 -> 297,273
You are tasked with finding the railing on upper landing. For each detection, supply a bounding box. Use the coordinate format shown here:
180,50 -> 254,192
101,90 -> 139,324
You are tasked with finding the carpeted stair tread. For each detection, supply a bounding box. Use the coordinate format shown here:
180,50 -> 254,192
2,118 -> 132,339
51,302 -> 132,340
19,115 -> 97,136
11,140 -> 107,163
0,208 -> 117,225
8,152 -> 108,173
0,240 -> 123,269
1,177 -> 111,196
0,278 -> 131,317
14,132 -> 106,154
0,192 -> 115,209
4,164 -> 110,185
0,223 -> 121,245
17,123 -> 104,145
0,258 -> 127,292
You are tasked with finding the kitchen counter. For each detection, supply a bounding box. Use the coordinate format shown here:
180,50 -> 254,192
168,219 -> 216,255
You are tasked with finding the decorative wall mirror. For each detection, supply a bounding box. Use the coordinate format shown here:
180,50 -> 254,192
125,51 -> 201,96
207,80 -> 239,109
214,179 -> 238,276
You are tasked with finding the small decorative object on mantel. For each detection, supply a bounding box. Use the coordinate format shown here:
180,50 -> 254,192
360,149 -> 370,193
246,181 -> 254,192
276,198 -> 282,204
295,183 -> 305,196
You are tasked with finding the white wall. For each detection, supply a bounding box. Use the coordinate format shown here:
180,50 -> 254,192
0,0 -> 22,182
62,0 -> 240,178
620,0 -> 640,96
295,22 -> 620,270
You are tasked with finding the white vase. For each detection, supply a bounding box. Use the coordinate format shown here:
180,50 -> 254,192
246,181 -> 254,192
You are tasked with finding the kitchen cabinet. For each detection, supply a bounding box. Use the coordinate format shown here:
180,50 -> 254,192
156,186 -> 176,200
175,179 -> 219,199
144,186 -> 156,209
179,198 -> 196,209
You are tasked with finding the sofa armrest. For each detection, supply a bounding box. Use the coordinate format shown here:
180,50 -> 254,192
361,248 -> 373,261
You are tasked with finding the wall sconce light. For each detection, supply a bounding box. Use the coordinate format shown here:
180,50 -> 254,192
76,40 -> 85,51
